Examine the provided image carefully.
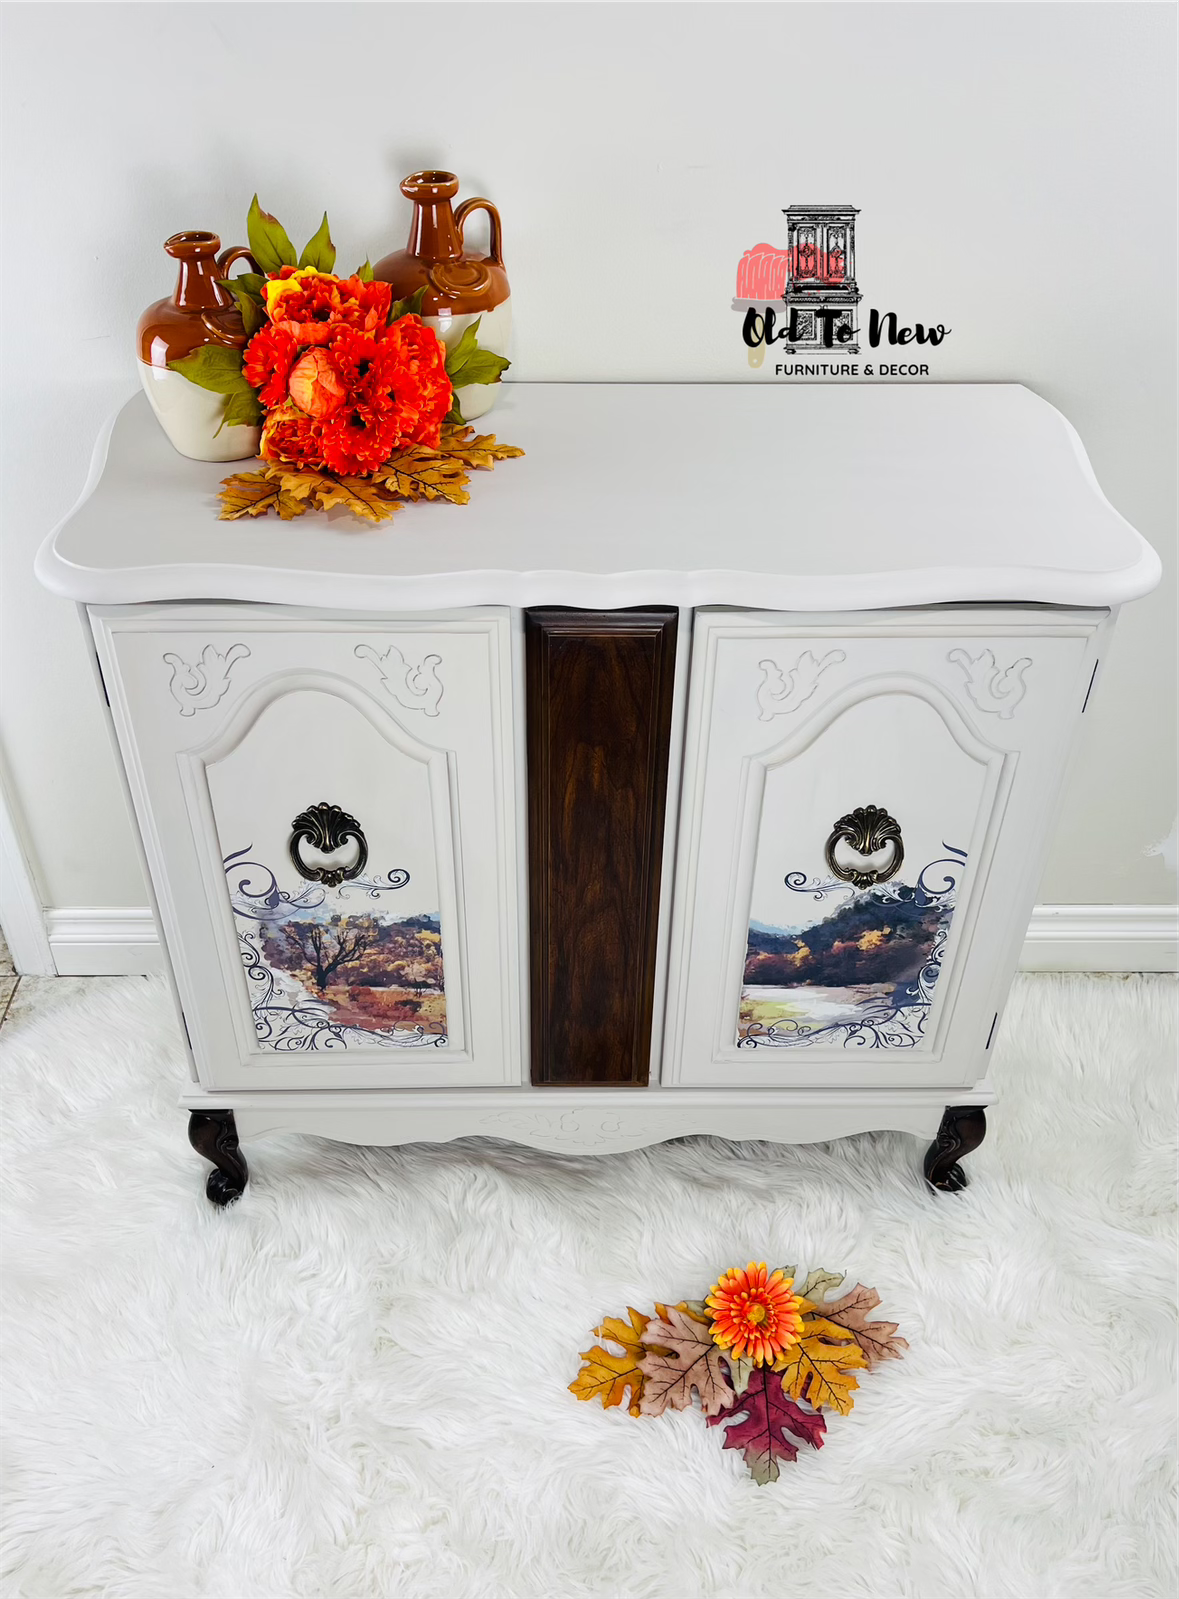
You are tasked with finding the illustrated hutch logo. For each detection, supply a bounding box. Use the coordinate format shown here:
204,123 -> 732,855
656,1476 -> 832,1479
734,204 -> 950,374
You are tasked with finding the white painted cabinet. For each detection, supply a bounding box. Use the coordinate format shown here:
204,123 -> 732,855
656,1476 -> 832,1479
663,608 -> 1108,1090
91,606 -> 523,1091
37,384 -> 1158,1202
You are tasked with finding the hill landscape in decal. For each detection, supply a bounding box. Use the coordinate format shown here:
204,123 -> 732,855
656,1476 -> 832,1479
739,884 -> 946,1040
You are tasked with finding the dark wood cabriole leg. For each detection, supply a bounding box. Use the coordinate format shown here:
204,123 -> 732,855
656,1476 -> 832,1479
923,1105 -> 987,1193
188,1109 -> 248,1206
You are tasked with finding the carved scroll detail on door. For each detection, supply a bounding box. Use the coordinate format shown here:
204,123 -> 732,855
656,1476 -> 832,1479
354,643 -> 444,716
163,644 -> 250,715
947,649 -> 1031,719
756,650 -> 845,721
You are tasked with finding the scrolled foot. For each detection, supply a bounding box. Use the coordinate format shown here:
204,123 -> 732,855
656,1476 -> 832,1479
188,1109 -> 248,1206
923,1105 -> 986,1193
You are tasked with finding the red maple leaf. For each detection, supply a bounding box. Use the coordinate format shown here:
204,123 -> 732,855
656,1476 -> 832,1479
707,1365 -> 827,1484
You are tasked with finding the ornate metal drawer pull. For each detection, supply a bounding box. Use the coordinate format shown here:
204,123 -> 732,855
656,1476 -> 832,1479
824,805 -> 904,888
289,802 -> 368,887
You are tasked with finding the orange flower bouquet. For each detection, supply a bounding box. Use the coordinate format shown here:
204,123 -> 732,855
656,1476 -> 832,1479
169,198 -> 521,524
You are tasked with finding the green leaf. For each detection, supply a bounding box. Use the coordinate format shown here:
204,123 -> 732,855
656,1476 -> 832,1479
356,259 -> 375,283
229,271 -> 267,297
443,395 -> 464,426
443,317 -> 482,379
799,1269 -> 846,1303
218,389 -> 264,432
218,279 -> 264,338
389,284 -> 427,322
450,345 -> 511,388
246,194 -> 297,274
167,343 -> 253,395
298,212 -> 335,274
444,317 -> 511,388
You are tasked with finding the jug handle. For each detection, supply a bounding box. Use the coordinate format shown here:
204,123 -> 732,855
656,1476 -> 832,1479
200,246 -> 263,347
454,198 -> 504,266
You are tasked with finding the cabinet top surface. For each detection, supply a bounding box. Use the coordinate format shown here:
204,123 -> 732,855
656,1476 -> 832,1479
38,382 -> 1158,611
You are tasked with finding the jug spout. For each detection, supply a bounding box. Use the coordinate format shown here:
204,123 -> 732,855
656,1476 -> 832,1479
164,231 -> 232,311
400,170 -> 464,262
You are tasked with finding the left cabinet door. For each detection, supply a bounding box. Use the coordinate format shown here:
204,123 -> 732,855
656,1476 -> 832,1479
92,605 -> 523,1090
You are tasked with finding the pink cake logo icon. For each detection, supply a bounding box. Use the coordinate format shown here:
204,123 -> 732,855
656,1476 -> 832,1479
735,204 -> 861,366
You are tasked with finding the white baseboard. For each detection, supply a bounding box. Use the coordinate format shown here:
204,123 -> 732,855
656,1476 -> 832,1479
39,902 -> 1179,978
45,908 -> 164,976
1019,904 -> 1177,973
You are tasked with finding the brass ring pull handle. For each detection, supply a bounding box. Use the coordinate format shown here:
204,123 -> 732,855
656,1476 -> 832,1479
289,803 -> 368,887
200,247 -> 263,348
454,197 -> 504,266
824,805 -> 904,889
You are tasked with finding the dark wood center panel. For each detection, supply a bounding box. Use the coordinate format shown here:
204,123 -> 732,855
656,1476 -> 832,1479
525,609 -> 679,1086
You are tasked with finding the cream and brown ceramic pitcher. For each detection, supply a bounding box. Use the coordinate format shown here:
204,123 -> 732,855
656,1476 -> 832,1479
373,171 -> 511,421
137,231 -> 261,462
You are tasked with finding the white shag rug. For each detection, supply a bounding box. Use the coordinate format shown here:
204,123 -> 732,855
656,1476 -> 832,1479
1,973 -> 1175,1599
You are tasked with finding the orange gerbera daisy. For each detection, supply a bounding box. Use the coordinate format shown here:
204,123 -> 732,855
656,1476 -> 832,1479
706,1262 -> 803,1367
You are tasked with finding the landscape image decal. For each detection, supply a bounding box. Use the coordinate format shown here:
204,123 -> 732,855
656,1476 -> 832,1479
222,846 -> 447,1051
737,848 -> 966,1050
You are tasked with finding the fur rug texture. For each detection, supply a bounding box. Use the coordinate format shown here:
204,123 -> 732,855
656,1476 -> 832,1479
1,972 -> 1175,1599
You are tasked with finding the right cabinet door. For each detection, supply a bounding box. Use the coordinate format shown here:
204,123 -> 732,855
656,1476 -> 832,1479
662,607 -> 1107,1090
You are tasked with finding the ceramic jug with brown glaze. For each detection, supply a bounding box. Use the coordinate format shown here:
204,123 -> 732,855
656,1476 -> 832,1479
137,231 -> 261,462
373,171 -> 511,421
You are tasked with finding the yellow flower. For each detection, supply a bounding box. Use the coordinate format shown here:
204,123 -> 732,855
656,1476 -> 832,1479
263,266 -> 334,320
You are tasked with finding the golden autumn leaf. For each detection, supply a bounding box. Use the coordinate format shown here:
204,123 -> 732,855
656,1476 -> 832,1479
437,425 -> 526,470
570,1306 -> 653,1416
277,468 -> 335,503
275,489 -> 312,521
774,1330 -> 865,1416
218,471 -> 283,521
803,1283 -> 909,1369
315,475 -> 402,524
375,449 -> 471,506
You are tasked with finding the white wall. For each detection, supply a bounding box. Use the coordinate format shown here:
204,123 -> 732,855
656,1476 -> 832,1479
1,3 -> 1175,958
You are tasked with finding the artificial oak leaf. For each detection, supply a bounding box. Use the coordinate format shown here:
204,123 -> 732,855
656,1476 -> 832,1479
218,471 -> 282,520
375,450 -> 471,506
774,1331 -> 865,1416
798,1268 -> 846,1302
707,1366 -> 827,1485
315,476 -> 401,524
274,489 -> 311,521
639,1306 -> 735,1418
276,469 -> 332,503
438,426 -> 525,468
570,1307 -> 653,1417
804,1283 -> 908,1369
727,1356 -> 756,1396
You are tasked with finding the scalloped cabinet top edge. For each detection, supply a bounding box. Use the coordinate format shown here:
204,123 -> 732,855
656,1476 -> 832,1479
37,383 -> 1159,612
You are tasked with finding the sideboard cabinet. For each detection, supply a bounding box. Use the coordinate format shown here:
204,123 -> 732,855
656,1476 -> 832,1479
38,383 -> 1159,1203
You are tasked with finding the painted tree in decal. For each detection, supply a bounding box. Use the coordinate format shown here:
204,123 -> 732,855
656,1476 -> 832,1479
280,914 -> 380,993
